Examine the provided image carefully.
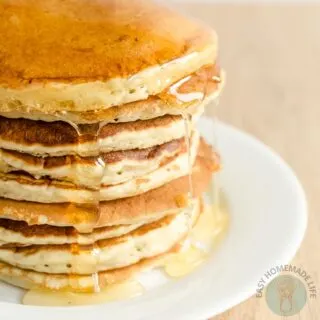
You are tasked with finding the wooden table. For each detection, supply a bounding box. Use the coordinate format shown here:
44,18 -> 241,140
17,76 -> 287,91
181,4 -> 320,319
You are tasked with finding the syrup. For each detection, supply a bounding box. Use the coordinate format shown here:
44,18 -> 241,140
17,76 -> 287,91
182,112 -> 194,198
63,120 -> 107,293
163,144 -> 228,279
167,75 -> 205,105
166,63 -> 211,231
23,280 -> 144,306
163,200 -> 229,278
163,245 -> 207,278
180,112 -> 196,232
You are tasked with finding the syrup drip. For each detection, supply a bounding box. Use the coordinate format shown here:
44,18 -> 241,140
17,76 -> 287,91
182,112 -> 193,198
175,66 -> 209,230
163,194 -> 229,278
91,244 -> 102,293
181,112 -> 195,232
163,103 -> 227,279
163,64 -> 216,108
64,120 -> 107,293
168,75 -> 205,105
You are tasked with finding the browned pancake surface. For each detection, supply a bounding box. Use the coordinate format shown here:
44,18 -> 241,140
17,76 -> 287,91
0,0 -> 215,87
1,212 -> 178,252
0,114 -> 180,147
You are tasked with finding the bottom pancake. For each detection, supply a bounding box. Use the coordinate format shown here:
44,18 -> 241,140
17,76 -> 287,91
0,199 -> 201,274
0,241 -> 180,293
0,202 -> 203,292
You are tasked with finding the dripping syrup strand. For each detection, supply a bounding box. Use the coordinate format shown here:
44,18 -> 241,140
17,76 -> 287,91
181,66 -> 210,231
163,200 -> 230,279
182,112 -> 193,199
66,121 -> 106,293
209,96 -> 222,218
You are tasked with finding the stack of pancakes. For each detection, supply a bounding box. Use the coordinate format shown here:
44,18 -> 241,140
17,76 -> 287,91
0,0 -> 224,292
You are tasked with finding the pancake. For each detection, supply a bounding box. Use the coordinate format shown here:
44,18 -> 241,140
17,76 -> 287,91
0,199 -> 200,274
0,138 -> 218,231
0,209 -> 179,246
0,0 -> 217,114
0,66 -> 224,124
0,242 -> 181,292
0,219 -> 146,247
0,203 -> 204,292
0,132 -> 199,203
0,112 -> 200,156
0,138 -> 185,188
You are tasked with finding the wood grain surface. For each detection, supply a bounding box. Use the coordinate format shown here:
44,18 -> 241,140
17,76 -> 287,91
180,4 -> 320,319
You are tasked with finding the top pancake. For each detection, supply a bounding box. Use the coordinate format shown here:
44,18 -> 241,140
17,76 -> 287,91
0,0 -> 218,114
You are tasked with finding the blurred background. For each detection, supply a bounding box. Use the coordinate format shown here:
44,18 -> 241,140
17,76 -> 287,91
167,1 -> 320,319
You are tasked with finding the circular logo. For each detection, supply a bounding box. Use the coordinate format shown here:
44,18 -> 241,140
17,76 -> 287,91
266,274 -> 307,316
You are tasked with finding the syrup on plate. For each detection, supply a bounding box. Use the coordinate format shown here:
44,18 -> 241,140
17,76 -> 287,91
23,280 -> 143,306
162,201 -> 229,278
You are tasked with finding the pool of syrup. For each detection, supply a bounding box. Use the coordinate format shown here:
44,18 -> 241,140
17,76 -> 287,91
23,280 -> 144,306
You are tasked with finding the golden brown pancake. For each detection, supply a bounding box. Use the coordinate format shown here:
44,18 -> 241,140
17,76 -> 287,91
0,218 -> 146,246
0,137 -> 185,187
0,115 -> 178,150
0,113 -> 198,156
0,0 -> 218,113
0,207 -> 181,246
0,138 -> 218,232
0,243 -> 181,292
0,203 -> 205,292
0,199 -> 200,274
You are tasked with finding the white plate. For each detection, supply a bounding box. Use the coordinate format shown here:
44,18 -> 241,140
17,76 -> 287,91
0,117 -> 307,320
